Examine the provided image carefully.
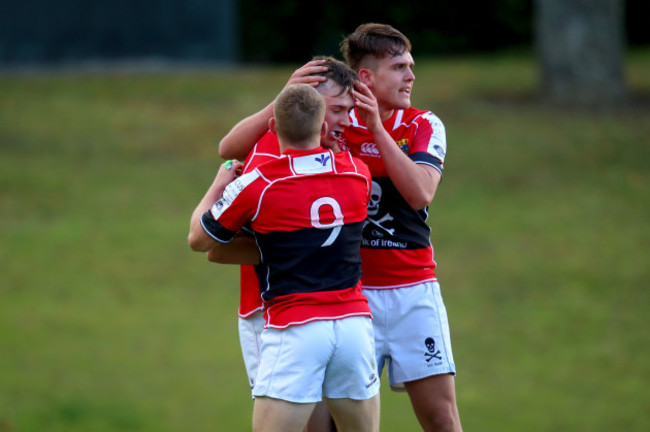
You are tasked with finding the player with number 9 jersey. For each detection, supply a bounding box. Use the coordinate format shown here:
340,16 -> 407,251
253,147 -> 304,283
201,147 -> 373,329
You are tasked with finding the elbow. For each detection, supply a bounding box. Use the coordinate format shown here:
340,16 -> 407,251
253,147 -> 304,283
410,200 -> 431,211
188,231 -> 209,252
401,168 -> 440,210
188,234 -> 201,251
407,173 -> 440,210
218,138 -> 233,159
408,190 -> 435,211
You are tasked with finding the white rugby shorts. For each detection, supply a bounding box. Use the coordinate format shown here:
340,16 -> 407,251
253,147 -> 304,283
365,281 -> 456,391
238,310 -> 265,393
252,316 -> 380,403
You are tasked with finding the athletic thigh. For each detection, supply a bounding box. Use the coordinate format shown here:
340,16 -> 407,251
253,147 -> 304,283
325,393 -> 380,432
404,373 -> 462,431
253,396 -> 315,432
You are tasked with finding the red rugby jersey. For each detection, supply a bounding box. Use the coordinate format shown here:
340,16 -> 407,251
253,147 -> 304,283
340,107 -> 447,289
237,131 -> 281,318
202,147 -> 372,328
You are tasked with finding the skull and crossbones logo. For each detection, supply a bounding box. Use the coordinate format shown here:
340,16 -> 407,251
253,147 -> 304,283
365,181 -> 395,236
424,337 -> 442,362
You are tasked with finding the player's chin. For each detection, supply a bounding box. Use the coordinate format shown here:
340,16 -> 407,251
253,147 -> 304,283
394,94 -> 411,109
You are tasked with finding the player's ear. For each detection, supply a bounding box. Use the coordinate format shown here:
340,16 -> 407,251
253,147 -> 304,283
320,121 -> 328,139
269,117 -> 277,134
358,69 -> 373,87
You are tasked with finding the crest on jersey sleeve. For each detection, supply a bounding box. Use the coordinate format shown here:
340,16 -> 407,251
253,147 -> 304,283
210,170 -> 260,219
397,138 -> 409,154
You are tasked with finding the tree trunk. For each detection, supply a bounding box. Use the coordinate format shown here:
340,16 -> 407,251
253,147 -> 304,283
535,0 -> 627,107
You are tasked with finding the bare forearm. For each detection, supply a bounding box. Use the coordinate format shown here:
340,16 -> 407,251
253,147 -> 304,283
218,60 -> 328,160
218,103 -> 274,160
188,161 -> 243,252
206,234 -> 260,265
188,178 -> 228,251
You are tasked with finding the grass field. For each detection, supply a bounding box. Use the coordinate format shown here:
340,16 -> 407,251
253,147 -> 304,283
1,50 -> 649,431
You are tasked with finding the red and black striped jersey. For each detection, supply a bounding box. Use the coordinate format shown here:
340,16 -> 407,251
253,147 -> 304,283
340,107 -> 447,289
202,146 -> 372,328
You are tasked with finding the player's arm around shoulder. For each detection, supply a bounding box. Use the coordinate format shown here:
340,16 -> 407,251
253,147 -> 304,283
218,104 -> 274,160
206,232 -> 260,265
188,160 -> 244,252
218,60 -> 327,160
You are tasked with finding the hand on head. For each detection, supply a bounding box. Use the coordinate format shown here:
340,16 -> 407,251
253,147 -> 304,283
285,60 -> 328,89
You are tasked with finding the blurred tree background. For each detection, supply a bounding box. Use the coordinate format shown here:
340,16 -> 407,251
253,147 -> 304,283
0,0 -> 648,65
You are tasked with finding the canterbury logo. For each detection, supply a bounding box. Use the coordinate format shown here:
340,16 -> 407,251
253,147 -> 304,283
360,143 -> 380,155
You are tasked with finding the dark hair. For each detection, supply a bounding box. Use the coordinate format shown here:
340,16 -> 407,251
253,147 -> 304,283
340,23 -> 412,71
310,55 -> 359,96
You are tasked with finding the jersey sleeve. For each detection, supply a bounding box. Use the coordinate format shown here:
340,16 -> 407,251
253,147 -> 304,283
410,112 -> 447,174
200,170 -> 262,243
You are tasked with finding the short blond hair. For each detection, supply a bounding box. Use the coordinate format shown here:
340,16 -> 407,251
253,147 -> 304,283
273,84 -> 326,147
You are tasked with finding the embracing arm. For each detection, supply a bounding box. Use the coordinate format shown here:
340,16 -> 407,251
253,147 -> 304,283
218,103 -> 274,160
206,233 -> 260,265
218,59 -> 329,160
188,160 -> 244,252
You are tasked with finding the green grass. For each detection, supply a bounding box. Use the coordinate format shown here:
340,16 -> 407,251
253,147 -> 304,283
1,50 -> 649,431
